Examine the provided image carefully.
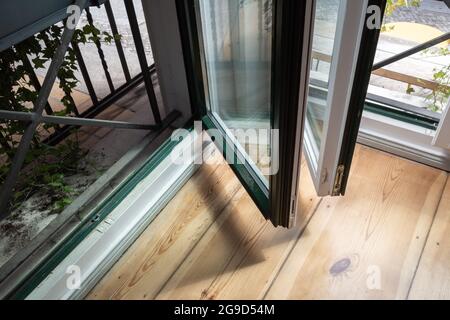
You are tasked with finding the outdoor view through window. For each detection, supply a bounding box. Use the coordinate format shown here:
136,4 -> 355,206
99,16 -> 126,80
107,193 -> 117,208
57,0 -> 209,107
196,0 -> 273,181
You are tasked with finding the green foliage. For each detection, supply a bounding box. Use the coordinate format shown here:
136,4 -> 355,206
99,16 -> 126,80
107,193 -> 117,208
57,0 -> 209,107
0,21 -> 117,214
426,64 -> 450,112
384,0 -> 422,17
10,137 -> 88,213
414,45 -> 450,113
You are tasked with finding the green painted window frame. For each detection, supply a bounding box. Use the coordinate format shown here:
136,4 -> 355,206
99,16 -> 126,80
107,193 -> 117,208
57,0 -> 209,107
201,115 -> 270,217
363,100 -> 439,131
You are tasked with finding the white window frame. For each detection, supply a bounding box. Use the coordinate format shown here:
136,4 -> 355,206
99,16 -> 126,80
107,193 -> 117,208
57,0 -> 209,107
303,0 -> 369,196
432,100 -> 450,150
359,101 -> 450,171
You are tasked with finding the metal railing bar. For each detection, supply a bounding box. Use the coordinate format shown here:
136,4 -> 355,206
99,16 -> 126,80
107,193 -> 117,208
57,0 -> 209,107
124,0 -> 162,124
0,110 -> 35,122
372,32 -> 450,71
0,0 -> 89,219
85,8 -> 115,93
104,1 -> 131,82
0,109 -> 158,130
41,115 -> 158,130
43,64 -> 156,146
71,41 -> 99,104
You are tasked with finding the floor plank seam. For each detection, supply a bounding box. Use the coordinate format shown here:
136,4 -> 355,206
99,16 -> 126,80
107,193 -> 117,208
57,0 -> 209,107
405,174 -> 449,300
153,186 -> 244,299
261,197 -> 323,300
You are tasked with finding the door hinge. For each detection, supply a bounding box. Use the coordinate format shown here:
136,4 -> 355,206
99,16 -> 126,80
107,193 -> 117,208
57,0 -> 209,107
332,164 -> 345,196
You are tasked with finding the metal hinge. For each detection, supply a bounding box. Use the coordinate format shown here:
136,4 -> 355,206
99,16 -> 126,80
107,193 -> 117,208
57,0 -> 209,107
332,165 -> 345,196
289,198 -> 297,228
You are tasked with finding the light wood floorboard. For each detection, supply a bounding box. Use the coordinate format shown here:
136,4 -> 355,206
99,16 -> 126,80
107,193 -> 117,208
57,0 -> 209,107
87,151 -> 242,299
88,145 -> 449,300
155,159 -> 320,300
408,179 -> 450,300
266,145 -> 447,299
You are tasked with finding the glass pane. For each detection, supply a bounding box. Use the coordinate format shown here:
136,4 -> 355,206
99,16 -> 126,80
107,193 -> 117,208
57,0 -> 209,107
305,0 -> 342,164
196,0 -> 273,180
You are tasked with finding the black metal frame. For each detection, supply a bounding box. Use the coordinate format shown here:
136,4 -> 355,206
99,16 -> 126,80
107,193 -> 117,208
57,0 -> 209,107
175,0 -> 207,120
269,0 -> 310,227
0,0 -> 179,218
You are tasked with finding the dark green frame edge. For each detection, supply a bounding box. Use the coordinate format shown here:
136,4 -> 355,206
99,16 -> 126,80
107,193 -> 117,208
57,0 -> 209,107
7,123 -> 187,299
364,100 -> 438,130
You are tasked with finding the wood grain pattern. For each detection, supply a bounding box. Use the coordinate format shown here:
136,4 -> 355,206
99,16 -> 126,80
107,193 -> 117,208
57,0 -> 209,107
408,178 -> 450,300
87,145 -> 448,300
266,145 -> 447,300
156,159 -> 321,300
87,151 -> 242,299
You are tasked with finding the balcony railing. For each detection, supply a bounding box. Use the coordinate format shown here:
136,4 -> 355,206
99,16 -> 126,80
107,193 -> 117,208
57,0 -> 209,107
0,0 -> 180,219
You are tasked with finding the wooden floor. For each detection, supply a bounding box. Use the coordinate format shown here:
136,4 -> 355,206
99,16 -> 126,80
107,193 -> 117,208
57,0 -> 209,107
88,145 -> 450,300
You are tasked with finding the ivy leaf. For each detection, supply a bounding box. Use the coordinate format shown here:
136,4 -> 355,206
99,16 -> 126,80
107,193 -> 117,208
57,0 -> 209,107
433,70 -> 446,80
32,57 -> 46,69
48,181 -> 63,188
406,85 -> 415,94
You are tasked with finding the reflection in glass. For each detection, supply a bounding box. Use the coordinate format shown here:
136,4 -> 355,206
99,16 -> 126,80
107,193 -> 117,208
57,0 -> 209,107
306,0 -> 342,157
196,0 -> 273,179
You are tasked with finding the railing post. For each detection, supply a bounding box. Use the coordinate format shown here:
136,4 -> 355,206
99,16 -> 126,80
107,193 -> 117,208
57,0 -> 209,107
72,40 -> 99,104
104,1 -> 132,82
124,0 -> 162,124
85,7 -> 115,93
